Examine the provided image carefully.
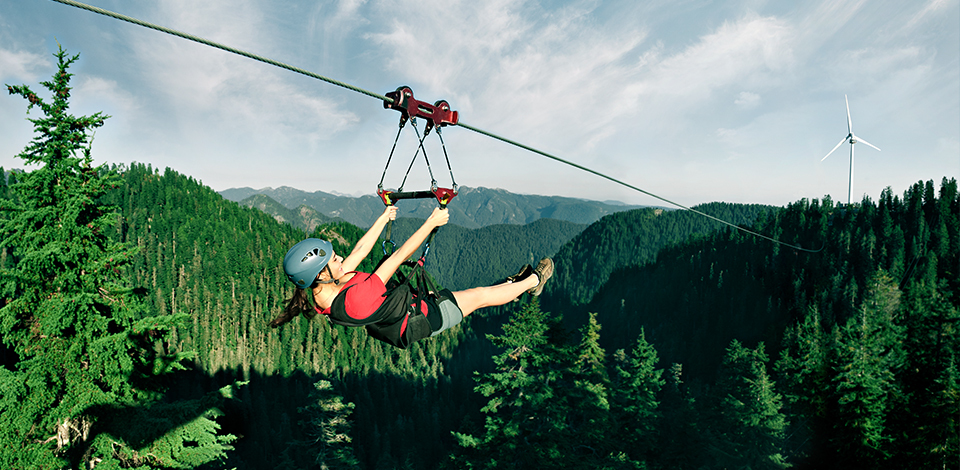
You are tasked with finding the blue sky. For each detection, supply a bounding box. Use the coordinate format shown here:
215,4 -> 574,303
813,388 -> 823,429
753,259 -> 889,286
1,0 -> 957,208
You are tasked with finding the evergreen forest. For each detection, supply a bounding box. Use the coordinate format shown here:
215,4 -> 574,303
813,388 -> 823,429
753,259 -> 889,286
1,48 -> 957,470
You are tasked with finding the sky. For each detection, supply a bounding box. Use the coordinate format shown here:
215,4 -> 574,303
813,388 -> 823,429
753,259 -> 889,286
1,0 -> 958,208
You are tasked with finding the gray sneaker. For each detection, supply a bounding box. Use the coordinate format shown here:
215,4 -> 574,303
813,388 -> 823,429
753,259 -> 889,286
527,258 -> 554,297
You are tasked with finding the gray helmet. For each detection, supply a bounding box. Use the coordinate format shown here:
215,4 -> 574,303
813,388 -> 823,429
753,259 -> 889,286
283,238 -> 334,289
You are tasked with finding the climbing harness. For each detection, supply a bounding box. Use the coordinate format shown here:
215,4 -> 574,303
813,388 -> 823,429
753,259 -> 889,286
50,0 -> 823,254
327,262 -> 444,349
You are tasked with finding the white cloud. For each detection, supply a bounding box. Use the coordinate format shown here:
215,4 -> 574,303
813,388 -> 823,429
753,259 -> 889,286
367,0 -> 532,94
121,1 -> 359,145
904,0 -> 957,31
836,46 -> 925,77
735,91 -> 761,108
642,14 -> 794,100
74,76 -> 140,112
0,48 -> 49,82
365,0 -> 652,153
309,0 -> 371,66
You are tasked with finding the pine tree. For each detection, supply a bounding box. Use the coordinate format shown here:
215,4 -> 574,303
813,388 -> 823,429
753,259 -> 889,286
830,270 -> 903,467
609,328 -> 663,466
0,47 -> 233,469
655,363 -> 707,470
709,340 -> 787,470
888,282 -> 960,469
275,380 -> 359,470
451,300 -> 572,469
563,312 -> 631,467
569,313 -> 611,442
775,307 -> 834,465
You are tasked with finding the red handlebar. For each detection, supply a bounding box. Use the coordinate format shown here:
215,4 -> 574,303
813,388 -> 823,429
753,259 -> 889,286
378,186 -> 458,208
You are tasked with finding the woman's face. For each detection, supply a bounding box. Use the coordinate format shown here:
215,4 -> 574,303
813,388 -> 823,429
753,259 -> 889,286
320,251 -> 345,281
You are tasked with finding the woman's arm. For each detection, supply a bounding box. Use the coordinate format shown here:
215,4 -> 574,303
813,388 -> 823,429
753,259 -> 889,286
373,207 -> 448,284
341,205 -> 398,273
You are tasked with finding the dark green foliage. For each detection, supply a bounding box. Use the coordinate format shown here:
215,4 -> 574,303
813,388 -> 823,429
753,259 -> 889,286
453,305 -> 642,469
708,341 -> 787,470
829,271 -> 903,466
887,283 -> 960,469
275,380 -> 359,469
761,184 -> 958,468
568,312 -> 614,453
533,179 -> 957,468
451,300 -> 567,469
609,329 -> 663,466
544,202 -> 773,308
383,216 -> 586,291
775,307 -> 833,463
656,363 -> 708,469
0,47 -> 232,469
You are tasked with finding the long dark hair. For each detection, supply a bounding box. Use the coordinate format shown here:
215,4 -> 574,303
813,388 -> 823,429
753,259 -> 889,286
269,286 -> 318,328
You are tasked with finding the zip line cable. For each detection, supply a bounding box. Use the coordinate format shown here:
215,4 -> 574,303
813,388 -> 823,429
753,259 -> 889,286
456,123 -> 822,252
49,0 -> 390,103
50,0 -> 823,253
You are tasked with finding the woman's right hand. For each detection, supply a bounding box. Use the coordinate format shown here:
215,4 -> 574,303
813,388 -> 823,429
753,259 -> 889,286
381,205 -> 398,221
426,207 -> 449,228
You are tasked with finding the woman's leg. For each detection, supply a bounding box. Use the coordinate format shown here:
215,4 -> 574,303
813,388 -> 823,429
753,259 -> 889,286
451,275 -> 539,317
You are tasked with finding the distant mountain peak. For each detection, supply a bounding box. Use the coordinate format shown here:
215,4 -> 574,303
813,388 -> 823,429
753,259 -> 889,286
221,185 -> 645,229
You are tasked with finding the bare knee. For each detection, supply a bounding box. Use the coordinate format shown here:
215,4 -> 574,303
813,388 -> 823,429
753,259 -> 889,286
451,287 -> 487,317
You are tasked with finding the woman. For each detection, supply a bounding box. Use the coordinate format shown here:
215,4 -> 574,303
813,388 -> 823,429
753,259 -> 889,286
270,205 -> 553,348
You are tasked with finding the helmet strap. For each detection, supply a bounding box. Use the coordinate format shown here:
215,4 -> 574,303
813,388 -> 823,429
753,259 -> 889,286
316,265 -> 340,285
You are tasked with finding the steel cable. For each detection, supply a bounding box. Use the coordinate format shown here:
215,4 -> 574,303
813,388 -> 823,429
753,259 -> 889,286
51,0 -> 823,253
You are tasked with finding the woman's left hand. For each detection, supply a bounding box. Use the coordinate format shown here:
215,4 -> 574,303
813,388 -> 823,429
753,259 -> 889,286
381,205 -> 398,221
426,207 -> 449,228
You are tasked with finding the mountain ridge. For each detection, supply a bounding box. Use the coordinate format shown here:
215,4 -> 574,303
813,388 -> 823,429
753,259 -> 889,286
220,185 -> 648,229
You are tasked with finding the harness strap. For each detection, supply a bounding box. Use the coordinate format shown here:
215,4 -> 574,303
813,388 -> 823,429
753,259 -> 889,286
327,264 -> 437,349
378,117 -> 407,191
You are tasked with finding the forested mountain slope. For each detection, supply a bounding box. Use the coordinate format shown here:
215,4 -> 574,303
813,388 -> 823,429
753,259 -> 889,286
239,193 -> 338,232
569,181 -> 958,381
474,179 -> 955,470
222,185 -> 641,229
81,163 -> 583,468
8,162 -> 956,469
385,217 -> 587,291
100,163 -> 480,469
542,203 -> 774,309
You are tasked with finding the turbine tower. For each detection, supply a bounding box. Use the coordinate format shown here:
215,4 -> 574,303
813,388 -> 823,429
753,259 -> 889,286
821,95 -> 881,205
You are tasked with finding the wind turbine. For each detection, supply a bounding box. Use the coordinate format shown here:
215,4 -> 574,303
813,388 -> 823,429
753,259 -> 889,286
821,95 -> 881,205
820,95 -> 880,205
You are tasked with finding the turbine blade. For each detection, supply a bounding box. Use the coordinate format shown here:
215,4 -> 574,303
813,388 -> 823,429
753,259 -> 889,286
845,95 -> 853,134
821,137 -> 847,161
856,136 -> 881,152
